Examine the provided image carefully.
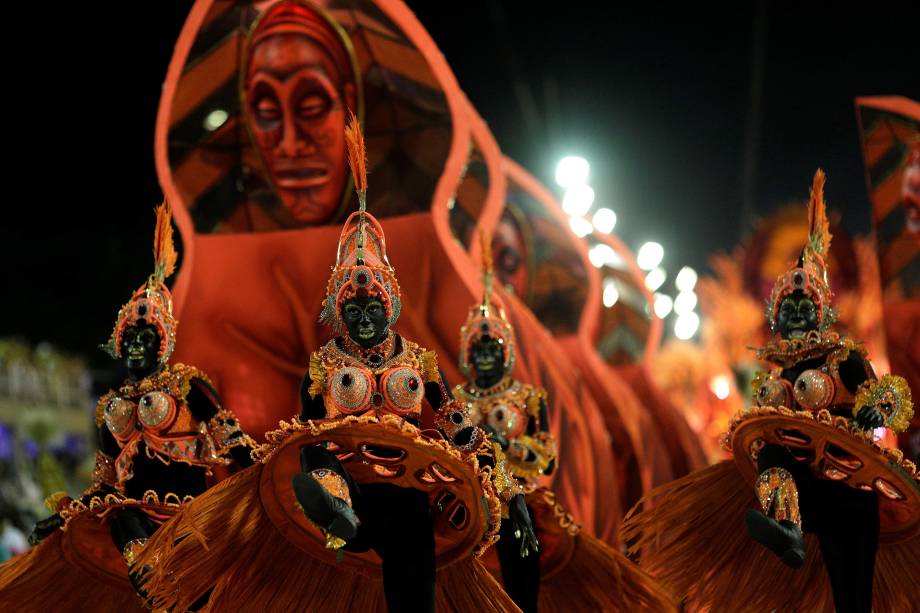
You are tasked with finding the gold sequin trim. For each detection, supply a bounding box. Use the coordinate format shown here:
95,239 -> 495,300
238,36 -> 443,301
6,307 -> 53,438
420,350 -> 439,384
308,352 -> 326,399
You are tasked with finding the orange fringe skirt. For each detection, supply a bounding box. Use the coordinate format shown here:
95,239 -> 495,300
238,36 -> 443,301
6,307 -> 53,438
620,460 -> 920,612
481,488 -> 677,612
138,463 -> 522,612
0,516 -> 143,612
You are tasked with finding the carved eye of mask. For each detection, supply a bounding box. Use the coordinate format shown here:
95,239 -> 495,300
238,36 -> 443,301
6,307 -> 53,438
254,96 -> 281,122
297,92 -> 330,119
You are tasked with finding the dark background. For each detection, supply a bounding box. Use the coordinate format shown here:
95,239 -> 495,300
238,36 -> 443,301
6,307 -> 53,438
3,1 -> 918,371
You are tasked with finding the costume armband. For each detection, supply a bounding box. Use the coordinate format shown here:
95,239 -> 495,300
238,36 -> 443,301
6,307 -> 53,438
853,374 -> 914,433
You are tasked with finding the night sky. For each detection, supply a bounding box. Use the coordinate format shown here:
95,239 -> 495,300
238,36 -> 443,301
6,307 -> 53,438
3,1 -> 918,371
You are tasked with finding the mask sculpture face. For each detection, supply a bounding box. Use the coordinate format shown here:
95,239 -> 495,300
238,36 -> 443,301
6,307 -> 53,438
245,3 -> 357,226
491,215 -> 528,297
902,147 -> 920,234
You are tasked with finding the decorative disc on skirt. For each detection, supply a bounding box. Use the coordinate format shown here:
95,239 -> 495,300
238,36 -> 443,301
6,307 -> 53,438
728,406 -> 920,542
256,413 -> 502,574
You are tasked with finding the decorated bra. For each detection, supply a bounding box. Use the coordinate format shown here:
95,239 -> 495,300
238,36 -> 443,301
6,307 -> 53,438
454,378 -> 555,484
752,330 -> 873,415
456,378 -> 537,439
308,334 -> 439,420
95,363 -> 248,489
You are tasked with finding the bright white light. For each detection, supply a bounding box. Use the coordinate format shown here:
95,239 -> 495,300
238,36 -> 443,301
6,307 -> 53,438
568,216 -> 593,237
675,266 -> 698,292
562,184 -> 595,216
592,208 -> 617,233
602,278 -> 620,307
636,241 -> 664,271
589,244 -> 615,268
555,156 -> 590,188
203,108 -> 229,131
653,293 -> 673,318
673,290 -> 698,315
644,267 -> 666,291
674,312 -> 700,340
710,374 -> 731,400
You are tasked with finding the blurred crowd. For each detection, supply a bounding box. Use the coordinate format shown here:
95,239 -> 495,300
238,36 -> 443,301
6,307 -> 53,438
0,340 -> 94,560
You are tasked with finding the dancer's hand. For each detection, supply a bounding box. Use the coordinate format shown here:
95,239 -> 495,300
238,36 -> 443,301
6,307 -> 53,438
509,494 -> 539,557
854,405 -> 884,430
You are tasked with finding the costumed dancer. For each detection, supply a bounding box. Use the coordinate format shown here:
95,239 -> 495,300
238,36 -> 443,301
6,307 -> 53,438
137,113 -> 536,613
455,232 -> 676,612
0,204 -> 256,612
622,170 -> 919,613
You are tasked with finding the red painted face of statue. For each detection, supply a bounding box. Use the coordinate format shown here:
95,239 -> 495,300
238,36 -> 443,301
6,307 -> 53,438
246,33 -> 355,225
902,148 -> 920,232
492,217 -> 529,297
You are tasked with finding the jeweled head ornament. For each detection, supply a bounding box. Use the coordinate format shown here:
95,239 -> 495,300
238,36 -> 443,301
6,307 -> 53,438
320,111 -> 401,332
766,170 -> 836,332
104,203 -> 179,364
459,230 -> 516,377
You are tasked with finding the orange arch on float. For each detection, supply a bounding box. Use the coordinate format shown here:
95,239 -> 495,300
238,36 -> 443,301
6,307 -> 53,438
157,0 -> 485,319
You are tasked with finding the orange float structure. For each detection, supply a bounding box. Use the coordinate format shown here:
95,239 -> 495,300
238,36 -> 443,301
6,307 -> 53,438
155,0 -> 639,541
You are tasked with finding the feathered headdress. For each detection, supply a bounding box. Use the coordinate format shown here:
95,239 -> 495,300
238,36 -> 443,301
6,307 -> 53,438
104,202 -> 179,364
152,203 -> 178,286
459,230 -> 516,377
320,112 -> 401,332
766,170 -> 836,331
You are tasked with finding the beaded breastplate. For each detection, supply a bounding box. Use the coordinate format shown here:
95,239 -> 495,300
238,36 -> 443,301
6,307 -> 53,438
309,335 -> 439,420
95,363 -> 231,489
455,378 -> 535,439
454,378 -> 555,483
752,331 -> 871,415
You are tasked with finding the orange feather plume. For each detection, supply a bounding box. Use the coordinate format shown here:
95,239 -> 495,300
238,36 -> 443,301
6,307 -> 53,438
806,169 -> 832,256
479,229 -> 494,310
480,229 -> 494,280
344,109 -> 367,193
153,201 -> 178,283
